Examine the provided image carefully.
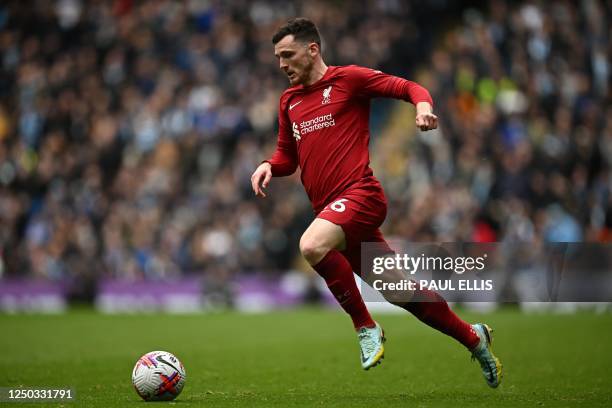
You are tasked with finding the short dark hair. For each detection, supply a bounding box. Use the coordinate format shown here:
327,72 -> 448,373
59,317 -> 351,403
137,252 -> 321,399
272,18 -> 321,47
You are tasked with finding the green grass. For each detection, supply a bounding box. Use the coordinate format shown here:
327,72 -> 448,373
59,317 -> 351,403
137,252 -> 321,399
1,308 -> 611,407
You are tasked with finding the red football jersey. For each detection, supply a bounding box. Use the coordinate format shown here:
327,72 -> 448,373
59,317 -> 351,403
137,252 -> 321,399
266,65 -> 433,213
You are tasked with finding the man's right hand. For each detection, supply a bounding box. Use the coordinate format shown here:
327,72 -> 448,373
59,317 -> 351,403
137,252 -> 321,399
251,162 -> 272,197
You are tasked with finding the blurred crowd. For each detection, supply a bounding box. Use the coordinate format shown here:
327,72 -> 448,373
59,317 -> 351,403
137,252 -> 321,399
378,0 -> 611,249
0,0 -> 610,294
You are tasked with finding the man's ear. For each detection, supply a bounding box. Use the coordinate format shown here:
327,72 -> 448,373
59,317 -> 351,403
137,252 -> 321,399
308,42 -> 320,58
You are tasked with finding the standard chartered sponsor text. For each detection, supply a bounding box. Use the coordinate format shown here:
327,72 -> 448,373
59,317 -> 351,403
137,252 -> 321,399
300,113 -> 335,134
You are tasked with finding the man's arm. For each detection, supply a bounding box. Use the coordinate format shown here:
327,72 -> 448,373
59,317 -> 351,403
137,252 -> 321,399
251,96 -> 298,197
350,66 -> 438,131
264,134 -> 298,177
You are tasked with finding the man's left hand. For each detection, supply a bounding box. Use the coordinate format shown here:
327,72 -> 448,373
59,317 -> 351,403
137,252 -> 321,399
415,102 -> 438,131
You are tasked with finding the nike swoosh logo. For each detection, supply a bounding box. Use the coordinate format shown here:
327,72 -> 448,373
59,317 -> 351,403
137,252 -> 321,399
156,355 -> 180,373
289,100 -> 303,110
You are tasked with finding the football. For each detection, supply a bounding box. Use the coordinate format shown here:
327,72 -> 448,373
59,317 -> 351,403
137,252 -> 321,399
132,351 -> 186,401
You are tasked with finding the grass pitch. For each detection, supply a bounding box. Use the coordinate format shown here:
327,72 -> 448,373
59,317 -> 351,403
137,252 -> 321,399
1,307 -> 611,407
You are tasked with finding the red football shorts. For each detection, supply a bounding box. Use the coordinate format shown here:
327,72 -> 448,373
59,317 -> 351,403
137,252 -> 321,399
316,185 -> 393,275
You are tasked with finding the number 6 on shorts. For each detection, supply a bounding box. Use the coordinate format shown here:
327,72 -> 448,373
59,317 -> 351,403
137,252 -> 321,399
331,198 -> 348,212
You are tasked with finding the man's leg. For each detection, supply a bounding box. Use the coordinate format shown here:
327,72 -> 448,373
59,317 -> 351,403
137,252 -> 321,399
356,247 -> 480,350
393,289 -> 480,350
307,196 -> 386,370
300,218 -> 375,329
346,231 -> 479,350
346,230 -> 502,386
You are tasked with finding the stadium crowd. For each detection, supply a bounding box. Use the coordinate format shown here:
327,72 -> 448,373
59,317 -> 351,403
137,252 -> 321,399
0,1 -> 609,298
378,0 -> 611,250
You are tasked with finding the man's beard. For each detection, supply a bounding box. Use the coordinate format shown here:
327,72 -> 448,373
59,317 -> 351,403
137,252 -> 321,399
295,59 -> 314,85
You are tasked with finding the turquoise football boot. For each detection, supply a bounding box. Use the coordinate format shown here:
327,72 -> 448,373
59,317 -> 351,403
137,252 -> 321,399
358,322 -> 386,370
471,323 -> 503,388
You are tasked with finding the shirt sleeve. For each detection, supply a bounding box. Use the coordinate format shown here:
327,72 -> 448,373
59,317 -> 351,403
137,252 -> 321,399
264,94 -> 298,177
348,65 -> 433,106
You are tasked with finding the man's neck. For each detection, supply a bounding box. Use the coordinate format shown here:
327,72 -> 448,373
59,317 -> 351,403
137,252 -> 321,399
304,61 -> 328,86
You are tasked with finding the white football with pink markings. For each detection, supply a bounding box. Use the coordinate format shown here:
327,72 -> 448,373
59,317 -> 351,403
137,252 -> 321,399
132,351 -> 186,401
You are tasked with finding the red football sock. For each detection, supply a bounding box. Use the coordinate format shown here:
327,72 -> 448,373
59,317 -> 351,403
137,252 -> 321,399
400,287 -> 480,350
313,250 -> 375,329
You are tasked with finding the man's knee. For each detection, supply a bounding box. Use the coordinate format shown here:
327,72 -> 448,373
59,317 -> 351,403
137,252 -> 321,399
299,235 -> 330,265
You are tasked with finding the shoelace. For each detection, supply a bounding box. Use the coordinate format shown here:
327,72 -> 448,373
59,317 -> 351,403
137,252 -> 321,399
358,328 -> 377,356
471,339 -> 484,362
471,342 -> 494,371
471,327 -> 485,362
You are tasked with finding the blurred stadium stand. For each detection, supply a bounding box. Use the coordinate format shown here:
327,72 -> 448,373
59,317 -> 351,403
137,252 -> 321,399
0,0 -> 609,308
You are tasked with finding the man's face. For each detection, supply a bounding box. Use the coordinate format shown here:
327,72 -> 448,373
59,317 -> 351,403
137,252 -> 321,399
274,35 -> 315,86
